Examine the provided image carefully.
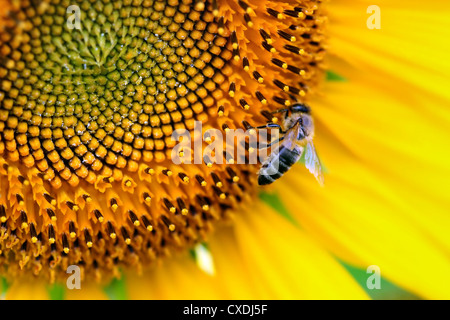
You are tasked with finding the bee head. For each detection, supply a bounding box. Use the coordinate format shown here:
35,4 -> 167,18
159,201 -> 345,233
290,103 -> 314,136
299,113 -> 314,137
291,103 -> 311,114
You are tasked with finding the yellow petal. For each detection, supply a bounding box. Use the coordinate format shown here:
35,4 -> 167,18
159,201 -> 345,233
208,202 -> 369,299
65,283 -> 109,300
4,280 -> 49,300
270,0 -> 450,300
277,159 -> 450,300
277,79 -> 450,298
273,65 -> 450,300
328,0 -> 450,103
125,254 -> 226,300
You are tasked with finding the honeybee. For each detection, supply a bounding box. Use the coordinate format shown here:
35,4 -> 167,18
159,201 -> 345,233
258,103 -> 324,186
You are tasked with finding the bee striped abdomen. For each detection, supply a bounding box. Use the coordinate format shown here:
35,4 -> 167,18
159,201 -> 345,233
258,147 -> 302,185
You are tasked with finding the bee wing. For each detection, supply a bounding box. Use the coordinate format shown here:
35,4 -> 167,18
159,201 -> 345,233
305,139 -> 324,186
283,123 -> 301,151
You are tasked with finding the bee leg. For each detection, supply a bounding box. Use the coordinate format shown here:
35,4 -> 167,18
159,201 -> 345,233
267,123 -> 288,134
243,121 -> 277,131
249,123 -> 287,134
270,108 -> 290,120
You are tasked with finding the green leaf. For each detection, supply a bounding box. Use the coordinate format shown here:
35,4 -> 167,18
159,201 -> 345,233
103,274 -> 128,300
1,277 -> 10,298
341,262 -> 420,300
47,283 -> 66,300
326,70 -> 347,82
258,192 -> 298,226
189,248 -> 197,260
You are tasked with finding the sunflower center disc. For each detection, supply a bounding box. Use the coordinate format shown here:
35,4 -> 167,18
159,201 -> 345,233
0,0 -> 326,281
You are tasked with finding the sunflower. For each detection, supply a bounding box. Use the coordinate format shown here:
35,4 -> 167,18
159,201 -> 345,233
1,0 -> 450,300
